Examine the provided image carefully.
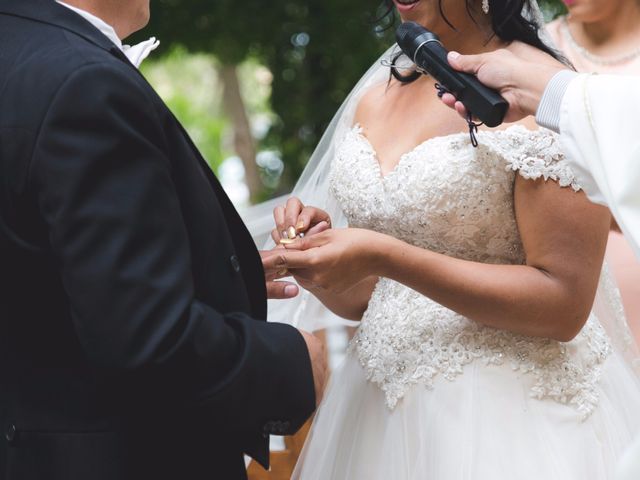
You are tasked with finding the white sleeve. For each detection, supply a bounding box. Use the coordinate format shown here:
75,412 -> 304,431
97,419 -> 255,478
535,70 -> 579,133
559,73 -> 640,258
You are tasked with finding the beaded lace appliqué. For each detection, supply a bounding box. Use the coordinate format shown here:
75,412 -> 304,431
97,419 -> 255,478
330,125 -> 613,419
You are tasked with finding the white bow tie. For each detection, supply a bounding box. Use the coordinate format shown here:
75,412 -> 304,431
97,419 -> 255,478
122,37 -> 160,68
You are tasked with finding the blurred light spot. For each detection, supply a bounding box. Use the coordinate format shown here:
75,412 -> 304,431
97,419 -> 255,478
291,32 -> 311,48
220,156 -> 250,207
257,150 -> 285,189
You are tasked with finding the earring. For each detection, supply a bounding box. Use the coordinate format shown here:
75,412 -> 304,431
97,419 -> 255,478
482,0 -> 490,14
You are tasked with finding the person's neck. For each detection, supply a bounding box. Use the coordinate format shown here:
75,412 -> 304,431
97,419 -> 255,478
430,11 -> 506,55
571,3 -> 640,53
61,0 -> 129,39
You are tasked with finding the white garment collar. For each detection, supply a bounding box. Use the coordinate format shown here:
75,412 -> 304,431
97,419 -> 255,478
55,1 -> 159,68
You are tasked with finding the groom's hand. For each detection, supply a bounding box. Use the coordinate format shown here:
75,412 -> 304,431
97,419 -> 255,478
299,330 -> 328,407
260,249 -> 300,299
272,197 -> 331,244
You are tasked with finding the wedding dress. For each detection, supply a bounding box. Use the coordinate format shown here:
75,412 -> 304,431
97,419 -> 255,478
242,4 -> 640,473
289,124 -> 640,479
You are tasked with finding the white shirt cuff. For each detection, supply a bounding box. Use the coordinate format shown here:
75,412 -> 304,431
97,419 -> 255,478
535,70 -> 579,133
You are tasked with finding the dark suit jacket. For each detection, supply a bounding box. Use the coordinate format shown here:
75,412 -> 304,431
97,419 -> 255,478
0,1 -> 315,478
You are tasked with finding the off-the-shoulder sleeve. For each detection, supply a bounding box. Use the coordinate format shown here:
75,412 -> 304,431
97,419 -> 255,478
497,127 -> 582,192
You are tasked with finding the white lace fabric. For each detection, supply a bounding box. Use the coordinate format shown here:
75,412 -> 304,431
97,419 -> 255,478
329,124 -> 612,419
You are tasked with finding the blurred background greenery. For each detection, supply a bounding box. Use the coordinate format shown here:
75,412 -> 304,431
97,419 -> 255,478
133,0 -> 567,207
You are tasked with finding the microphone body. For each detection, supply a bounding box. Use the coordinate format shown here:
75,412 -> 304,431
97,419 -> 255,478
396,22 -> 508,128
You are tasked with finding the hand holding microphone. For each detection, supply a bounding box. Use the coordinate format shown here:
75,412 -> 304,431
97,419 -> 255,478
440,41 -> 567,124
396,23 -> 567,126
396,22 -> 509,127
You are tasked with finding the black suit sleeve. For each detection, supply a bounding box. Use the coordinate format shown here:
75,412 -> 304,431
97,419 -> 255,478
28,62 -> 314,440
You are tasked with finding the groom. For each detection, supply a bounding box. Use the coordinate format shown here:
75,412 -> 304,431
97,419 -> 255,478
0,1 -> 325,479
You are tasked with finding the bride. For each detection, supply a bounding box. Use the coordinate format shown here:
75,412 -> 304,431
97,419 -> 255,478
252,0 -> 640,478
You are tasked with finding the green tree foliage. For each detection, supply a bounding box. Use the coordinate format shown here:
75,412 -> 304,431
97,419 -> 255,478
135,1 -> 567,195
540,0 -> 569,20
140,48 -> 229,172
255,2 -> 394,187
135,1 -> 393,196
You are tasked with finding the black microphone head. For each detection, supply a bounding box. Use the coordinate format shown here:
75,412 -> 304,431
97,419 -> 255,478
395,22 -> 439,59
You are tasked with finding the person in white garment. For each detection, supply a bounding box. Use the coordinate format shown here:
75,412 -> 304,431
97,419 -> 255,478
440,41 -> 640,480
546,0 -> 640,345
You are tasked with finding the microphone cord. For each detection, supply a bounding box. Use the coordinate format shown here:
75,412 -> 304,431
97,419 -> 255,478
435,83 -> 483,147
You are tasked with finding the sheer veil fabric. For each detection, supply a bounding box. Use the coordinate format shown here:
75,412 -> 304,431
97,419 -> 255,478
242,0 -> 640,380
242,45 -> 393,332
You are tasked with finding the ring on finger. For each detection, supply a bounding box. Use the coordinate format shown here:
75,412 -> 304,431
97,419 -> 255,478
277,268 -> 289,277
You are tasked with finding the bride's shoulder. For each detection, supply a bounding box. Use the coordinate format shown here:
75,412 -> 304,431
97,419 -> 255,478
488,122 -> 580,191
490,117 -> 560,155
494,115 -> 538,132
489,116 -> 559,153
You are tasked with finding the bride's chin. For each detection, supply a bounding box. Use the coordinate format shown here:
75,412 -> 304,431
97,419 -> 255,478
394,0 -> 430,24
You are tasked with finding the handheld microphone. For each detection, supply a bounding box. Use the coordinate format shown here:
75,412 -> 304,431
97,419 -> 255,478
395,22 -> 508,128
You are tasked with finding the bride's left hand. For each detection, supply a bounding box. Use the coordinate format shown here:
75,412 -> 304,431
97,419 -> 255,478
262,228 -> 389,294
271,197 -> 332,244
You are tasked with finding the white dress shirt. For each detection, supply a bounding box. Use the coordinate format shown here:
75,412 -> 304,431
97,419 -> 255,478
55,1 -> 159,68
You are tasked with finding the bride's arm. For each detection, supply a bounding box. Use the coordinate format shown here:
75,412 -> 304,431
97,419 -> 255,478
300,276 -> 378,321
267,178 -> 611,342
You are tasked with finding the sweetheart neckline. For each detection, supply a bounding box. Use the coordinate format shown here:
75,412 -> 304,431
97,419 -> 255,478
350,123 -> 528,181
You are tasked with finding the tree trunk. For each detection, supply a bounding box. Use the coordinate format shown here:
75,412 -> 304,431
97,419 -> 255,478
220,64 -> 261,203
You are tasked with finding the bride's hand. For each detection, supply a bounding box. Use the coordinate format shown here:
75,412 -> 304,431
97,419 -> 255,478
263,228 -> 389,294
271,197 -> 332,244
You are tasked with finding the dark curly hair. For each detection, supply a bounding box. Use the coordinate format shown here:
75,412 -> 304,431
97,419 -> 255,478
378,0 -> 568,83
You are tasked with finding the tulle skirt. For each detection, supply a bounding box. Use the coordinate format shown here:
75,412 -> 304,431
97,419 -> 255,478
293,351 -> 640,480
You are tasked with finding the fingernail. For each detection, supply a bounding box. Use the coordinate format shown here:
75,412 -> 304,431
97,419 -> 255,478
277,268 -> 288,277
288,226 -> 297,239
284,285 -> 299,297
296,221 -> 305,231
448,51 -> 460,60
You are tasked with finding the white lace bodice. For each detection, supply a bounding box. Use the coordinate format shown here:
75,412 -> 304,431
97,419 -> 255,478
329,124 -> 612,418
